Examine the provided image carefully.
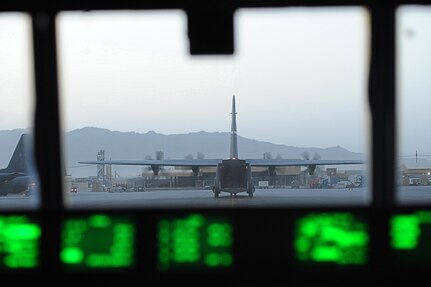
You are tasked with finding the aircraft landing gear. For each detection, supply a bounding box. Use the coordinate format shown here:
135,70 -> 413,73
248,186 -> 255,197
23,187 -> 32,197
213,187 -> 220,198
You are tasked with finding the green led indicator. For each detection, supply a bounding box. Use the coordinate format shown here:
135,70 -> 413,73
0,215 -> 41,269
157,214 -> 233,271
295,212 -> 369,265
60,215 -> 135,269
205,252 -> 233,267
390,215 -> 420,249
61,248 -> 84,264
390,210 -> 431,265
89,215 -> 111,228
207,223 -> 232,247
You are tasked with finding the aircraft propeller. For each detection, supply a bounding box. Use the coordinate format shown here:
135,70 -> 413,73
181,152 -> 205,176
142,151 -> 165,176
264,152 -> 284,176
301,151 -> 324,175
184,152 -> 205,160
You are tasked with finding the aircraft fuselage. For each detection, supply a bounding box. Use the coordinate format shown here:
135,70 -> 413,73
213,159 -> 255,197
0,174 -> 34,196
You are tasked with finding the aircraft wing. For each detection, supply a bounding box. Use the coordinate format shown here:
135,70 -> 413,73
79,158 -> 364,167
78,159 -> 223,167
79,159 -> 365,167
245,159 -> 365,167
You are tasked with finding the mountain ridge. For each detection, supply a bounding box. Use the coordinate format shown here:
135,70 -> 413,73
1,127 -> 366,178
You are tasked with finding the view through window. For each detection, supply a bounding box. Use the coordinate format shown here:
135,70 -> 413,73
0,13 -> 39,210
56,8 -> 370,209
397,6 -> 431,205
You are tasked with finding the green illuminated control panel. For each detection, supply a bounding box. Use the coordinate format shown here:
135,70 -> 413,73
4,209 -> 431,274
294,212 -> 369,266
60,214 -> 135,269
390,210 -> 431,265
157,213 -> 233,271
0,215 -> 41,269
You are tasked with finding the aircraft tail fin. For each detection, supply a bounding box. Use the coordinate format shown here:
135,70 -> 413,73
4,134 -> 30,173
230,95 -> 238,159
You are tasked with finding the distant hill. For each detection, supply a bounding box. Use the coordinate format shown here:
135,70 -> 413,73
1,127 -> 366,178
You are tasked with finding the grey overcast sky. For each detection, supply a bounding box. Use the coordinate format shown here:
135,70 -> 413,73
0,6 -> 430,156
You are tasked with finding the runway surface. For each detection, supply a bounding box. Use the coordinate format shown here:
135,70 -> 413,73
2,185 -> 431,210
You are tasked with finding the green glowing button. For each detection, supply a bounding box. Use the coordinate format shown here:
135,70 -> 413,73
0,215 -> 41,269
390,210 -> 431,264
60,215 -> 135,269
61,248 -> 84,264
390,214 -> 420,250
157,214 -> 233,271
295,212 -> 369,265
390,210 -> 431,249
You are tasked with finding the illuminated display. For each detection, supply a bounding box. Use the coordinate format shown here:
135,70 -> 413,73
157,214 -> 233,271
294,212 -> 369,265
60,214 -> 135,269
0,215 -> 41,269
390,210 -> 431,264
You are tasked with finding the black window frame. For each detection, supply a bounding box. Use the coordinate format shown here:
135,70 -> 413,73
0,0 -> 406,209
1,0 -> 430,282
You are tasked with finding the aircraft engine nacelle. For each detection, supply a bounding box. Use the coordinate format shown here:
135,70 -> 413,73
192,166 -> 200,176
268,166 -> 276,176
151,165 -> 160,175
308,165 -> 317,175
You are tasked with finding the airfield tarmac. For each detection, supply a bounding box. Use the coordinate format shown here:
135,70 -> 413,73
2,185 -> 431,210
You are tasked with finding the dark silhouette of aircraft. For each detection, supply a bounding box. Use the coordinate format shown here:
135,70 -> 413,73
0,134 -> 36,197
80,96 -> 364,197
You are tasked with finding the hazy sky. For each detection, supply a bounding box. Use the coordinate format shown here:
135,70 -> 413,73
0,6 -> 430,156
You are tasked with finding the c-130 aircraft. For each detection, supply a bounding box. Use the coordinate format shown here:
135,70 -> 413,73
80,96 -> 364,198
